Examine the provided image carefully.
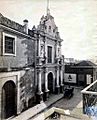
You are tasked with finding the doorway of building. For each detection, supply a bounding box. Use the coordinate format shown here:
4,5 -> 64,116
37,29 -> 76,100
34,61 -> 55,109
2,81 -> 16,119
48,72 -> 53,94
78,74 -> 85,86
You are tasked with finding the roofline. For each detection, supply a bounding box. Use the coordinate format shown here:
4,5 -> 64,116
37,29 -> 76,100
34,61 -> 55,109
71,66 -> 97,68
0,24 -> 35,40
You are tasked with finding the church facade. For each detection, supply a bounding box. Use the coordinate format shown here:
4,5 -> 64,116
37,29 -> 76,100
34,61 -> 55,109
33,13 -> 64,102
0,12 -> 64,120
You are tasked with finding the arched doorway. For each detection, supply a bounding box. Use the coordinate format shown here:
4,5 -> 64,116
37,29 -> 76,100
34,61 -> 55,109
2,81 -> 16,119
48,72 -> 53,93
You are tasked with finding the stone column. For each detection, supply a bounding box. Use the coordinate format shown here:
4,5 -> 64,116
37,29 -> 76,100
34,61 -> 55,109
56,66 -> 60,94
56,41 -> 59,58
60,66 -> 64,93
38,37 -> 41,57
44,37 -> 47,64
44,68 -> 49,101
36,68 -> 43,103
55,41 -> 58,58
38,36 -> 42,65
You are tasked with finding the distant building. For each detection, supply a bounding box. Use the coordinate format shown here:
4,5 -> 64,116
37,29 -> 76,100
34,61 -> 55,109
89,56 -> 97,65
64,57 -> 79,65
0,12 -> 64,120
64,60 -> 97,87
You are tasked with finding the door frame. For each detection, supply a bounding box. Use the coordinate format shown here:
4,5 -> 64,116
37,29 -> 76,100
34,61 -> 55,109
2,80 -> 17,119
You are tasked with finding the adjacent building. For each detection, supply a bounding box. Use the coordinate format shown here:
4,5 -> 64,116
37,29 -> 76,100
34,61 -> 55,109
65,60 -> 97,87
0,13 -> 36,119
0,12 -> 64,120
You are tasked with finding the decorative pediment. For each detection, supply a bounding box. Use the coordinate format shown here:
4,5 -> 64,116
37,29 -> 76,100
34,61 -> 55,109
38,13 -> 61,39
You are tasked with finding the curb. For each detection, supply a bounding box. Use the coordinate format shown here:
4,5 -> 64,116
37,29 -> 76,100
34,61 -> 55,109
28,95 -> 64,120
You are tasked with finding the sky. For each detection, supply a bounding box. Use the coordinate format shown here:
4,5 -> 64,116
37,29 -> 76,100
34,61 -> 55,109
0,0 -> 97,60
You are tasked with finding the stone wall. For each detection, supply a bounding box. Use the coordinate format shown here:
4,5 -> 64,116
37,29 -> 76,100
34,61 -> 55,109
19,69 -> 36,112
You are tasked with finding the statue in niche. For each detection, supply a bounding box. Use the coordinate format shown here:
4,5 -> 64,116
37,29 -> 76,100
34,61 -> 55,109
58,47 -> 60,57
40,45 -> 44,57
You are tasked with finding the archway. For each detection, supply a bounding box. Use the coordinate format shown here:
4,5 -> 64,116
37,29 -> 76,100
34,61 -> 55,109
2,81 -> 16,119
48,72 -> 53,93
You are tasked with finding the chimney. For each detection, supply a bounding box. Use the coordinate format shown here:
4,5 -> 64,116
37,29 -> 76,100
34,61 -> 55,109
23,19 -> 28,34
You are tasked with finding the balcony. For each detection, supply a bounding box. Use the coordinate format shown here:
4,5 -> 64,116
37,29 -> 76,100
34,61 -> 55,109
81,80 -> 97,115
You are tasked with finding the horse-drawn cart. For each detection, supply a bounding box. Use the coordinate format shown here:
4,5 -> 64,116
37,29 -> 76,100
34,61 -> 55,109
64,87 -> 74,99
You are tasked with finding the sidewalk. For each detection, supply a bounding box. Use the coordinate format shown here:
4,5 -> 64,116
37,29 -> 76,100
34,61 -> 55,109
11,94 -> 63,120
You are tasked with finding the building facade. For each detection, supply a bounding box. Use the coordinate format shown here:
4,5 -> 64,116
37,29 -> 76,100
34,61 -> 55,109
65,60 -> 97,87
0,12 -> 64,120
0,13 -> 36,119
33,13 -> 64,102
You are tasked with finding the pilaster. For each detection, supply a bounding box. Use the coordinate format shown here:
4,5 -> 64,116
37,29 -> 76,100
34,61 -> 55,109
36,68 -> 43,103
60,66 -> 64,93
55,66 -> 60,94
44,67 -> 49,101
38,35 -> 41,57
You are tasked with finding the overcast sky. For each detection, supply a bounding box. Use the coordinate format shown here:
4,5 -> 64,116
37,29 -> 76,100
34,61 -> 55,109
0,0 -> 97,60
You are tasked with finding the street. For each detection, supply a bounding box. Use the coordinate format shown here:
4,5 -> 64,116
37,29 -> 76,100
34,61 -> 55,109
32,87 -> 91,120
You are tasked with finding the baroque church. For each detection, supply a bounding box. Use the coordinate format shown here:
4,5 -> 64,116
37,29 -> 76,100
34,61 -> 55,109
0,9 -> 64,120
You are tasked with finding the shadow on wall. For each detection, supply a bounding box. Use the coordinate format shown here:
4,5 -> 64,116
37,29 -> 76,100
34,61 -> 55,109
19,69 -> 37,112
21,38 -> 35,67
